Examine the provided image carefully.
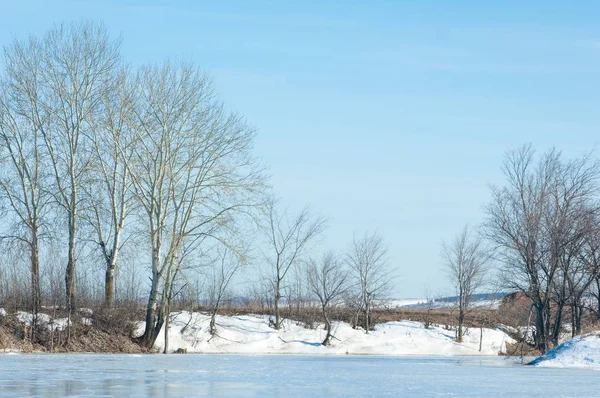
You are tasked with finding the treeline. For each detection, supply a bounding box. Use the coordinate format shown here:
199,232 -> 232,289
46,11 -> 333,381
485,145 -> 600,352
0,22 -> 393,350
445,145 -> 600,353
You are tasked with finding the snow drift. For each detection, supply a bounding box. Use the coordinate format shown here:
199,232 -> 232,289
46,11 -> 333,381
530,332 -> 600,369
142,312 -> 513,356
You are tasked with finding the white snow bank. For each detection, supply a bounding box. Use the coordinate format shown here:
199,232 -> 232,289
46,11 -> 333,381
530,332 -> 600,369
16,311 -> 70,331
143,312 -> 514,355
0,308 -> 6,317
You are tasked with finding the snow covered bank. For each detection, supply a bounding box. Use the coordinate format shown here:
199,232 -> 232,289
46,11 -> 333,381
145,312 -> 513,355
16,311 -> 71,331
530,332 -> 600,369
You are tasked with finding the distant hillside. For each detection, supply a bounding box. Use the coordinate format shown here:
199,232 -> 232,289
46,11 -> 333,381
390,292 -> 508,310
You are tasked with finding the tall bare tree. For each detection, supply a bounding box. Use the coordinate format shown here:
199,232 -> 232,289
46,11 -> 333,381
346,231 -> 391,334
263,200 -> 326,330
0,37 -> 53,326
306,251 -> 349,346
10,22 -> 122,314
84,68 -> 136,308
129,62 -> 265,348
442,225 -> 488,342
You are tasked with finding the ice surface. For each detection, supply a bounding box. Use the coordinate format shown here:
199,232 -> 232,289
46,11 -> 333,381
531,332 -> 600,369
145,311 -> 514,355
0,354 -> 598,397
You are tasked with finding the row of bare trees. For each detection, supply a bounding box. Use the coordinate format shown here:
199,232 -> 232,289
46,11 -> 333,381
0,22 -> 266,348
0,21 -> 396,349
257,200 -> 392,344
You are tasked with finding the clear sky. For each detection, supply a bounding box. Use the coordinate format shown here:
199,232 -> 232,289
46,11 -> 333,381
1,1 -> 599,297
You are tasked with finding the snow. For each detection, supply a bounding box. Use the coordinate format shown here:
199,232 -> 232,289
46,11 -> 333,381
78,308 -> 93,317
16,311 -> 70,331
143,312 -> 514,355
530,332 -> 600,369
0,308 -> 6,317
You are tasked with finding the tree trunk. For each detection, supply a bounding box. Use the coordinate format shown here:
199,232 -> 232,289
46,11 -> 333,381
30,229 -> 40,336
534,302 -> 547,352
457,307 -> 464,343
571,303 -> 581,336
364,301 -> 370,334
105,265 -> 115,308
163,306 -> 170,354
210,296 -> 220,336
104,227 -> 122,308
322,306 -> 332,346
552,305 -> 562,347
141,268 -> 160,347
274,278 -> 281,330
66,209 -> 77,312
210,311 -> 217,336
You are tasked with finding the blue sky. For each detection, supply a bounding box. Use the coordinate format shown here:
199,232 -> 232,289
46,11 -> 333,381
2,1 -> 599,297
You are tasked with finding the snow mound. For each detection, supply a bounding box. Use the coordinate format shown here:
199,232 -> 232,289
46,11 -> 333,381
147,312 -> 514,355
530,332 -> 600,368
16,311 -> 70,331
78,308 -> 93,317
0,308 -> 6,317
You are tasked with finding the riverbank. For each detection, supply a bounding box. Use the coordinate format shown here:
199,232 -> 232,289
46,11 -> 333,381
0,308 -> 513,356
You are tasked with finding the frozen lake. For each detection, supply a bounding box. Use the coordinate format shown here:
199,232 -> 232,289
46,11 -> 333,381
0,354 -> 599,397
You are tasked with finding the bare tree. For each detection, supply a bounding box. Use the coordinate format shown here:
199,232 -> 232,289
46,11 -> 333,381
207,245 -> 246,336
306,251 -> 349,346
346,231 -> 391,334
129,62 -> 265,348
485,145 -> 555,352
0,52 -> 52,326
442,225 -> 488,342
485,144 -> 599,351
262,200 -> 326,330
8,22 -> 123,316
83,68 -> 136,308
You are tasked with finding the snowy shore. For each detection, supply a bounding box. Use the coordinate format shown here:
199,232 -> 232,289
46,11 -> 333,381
530,332 -> 600,369
144,311 -> 513,356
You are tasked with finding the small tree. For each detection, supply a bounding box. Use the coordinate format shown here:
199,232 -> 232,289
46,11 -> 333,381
306,251 -> 349,346
263,199 -> 326,330
207,246 -> 246,336
346,231 -> 391,334
442,225 -> 488,343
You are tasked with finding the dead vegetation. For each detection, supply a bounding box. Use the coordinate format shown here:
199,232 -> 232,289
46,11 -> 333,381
0,307 -> 148,353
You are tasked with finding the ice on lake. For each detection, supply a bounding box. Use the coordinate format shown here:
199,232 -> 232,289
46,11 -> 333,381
0,354 -> 599,397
